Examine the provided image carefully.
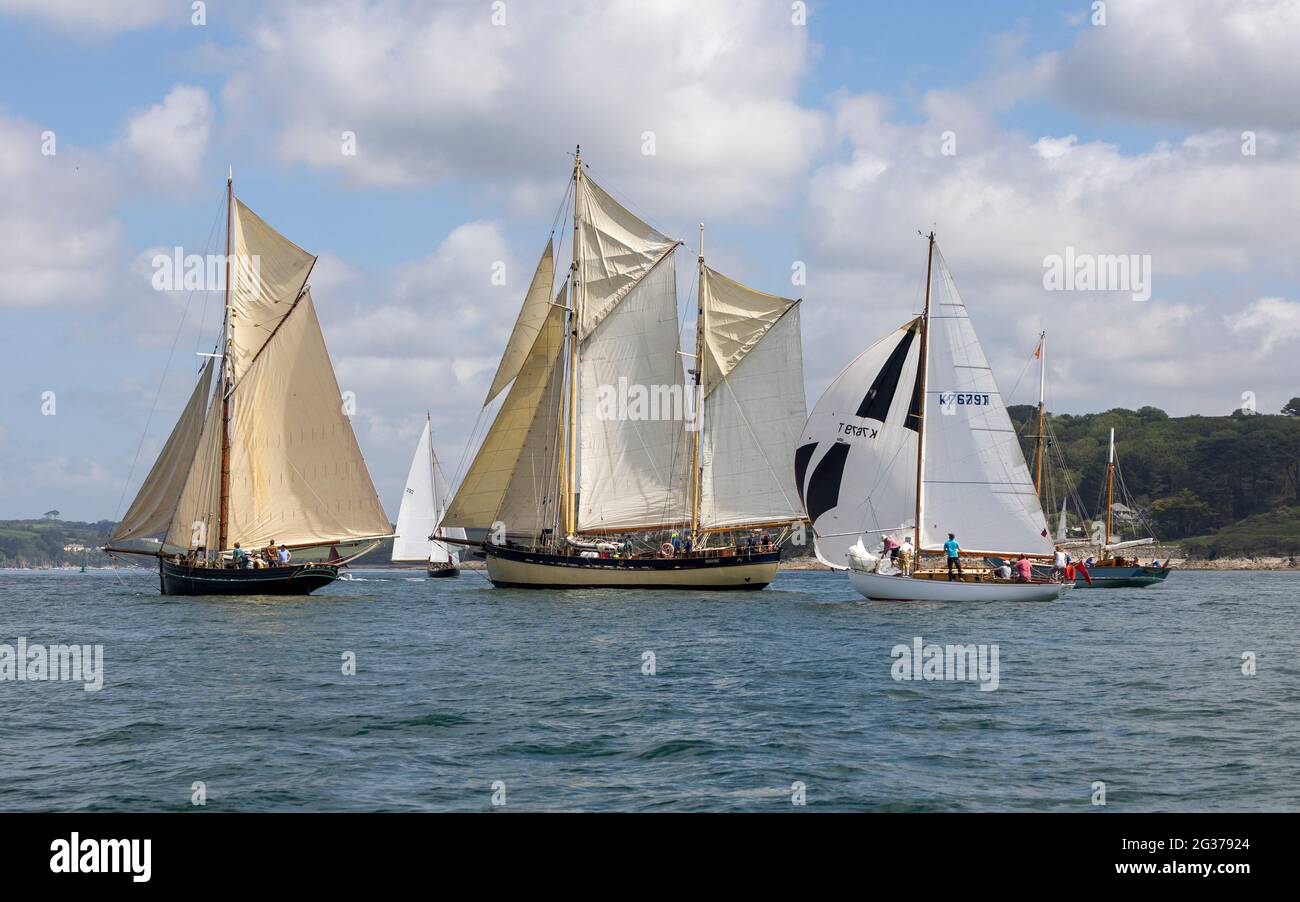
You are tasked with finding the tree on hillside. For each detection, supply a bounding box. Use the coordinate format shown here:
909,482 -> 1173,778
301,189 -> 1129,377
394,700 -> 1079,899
1149,489 -> 1218,539
1283,397 -> 1300,417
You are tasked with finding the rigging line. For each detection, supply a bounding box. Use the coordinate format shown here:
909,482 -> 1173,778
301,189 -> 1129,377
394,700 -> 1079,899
578,162 -> 669,236
108,184 -> 228,538
193,188 -> 227,358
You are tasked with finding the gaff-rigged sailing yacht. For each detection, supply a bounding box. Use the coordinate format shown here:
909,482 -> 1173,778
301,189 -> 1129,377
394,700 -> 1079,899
797,233 -> 1069,602
104,173 -> 393,595
1076,429 -> 1173,587
392,415 -> 467,577
441,148 -> 808,589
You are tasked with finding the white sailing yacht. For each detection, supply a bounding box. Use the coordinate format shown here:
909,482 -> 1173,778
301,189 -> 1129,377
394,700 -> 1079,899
441,147 -> 807,589
797,233 -> 1069,601
392,415 -> 467,577
104,172 -> 393,595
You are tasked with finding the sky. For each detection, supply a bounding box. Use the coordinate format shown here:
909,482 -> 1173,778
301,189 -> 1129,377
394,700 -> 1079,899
1,0 -> 1297,523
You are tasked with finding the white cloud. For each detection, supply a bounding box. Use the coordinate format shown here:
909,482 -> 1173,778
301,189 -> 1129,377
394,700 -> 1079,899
1044,0 -> 1300,129
801,89 -> 1300,416
1227,297 -> 1300,351
115,84 -> 213,186
221,0 -> 825,216
0,0 -> 176,35
0,114 -> 122,308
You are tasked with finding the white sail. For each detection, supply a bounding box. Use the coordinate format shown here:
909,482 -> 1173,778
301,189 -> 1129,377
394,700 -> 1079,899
578,175 -> 678,339
392,419 -> 436,562
797,319 -> 922,567
443,304 -> 568,534
429,453 -> 466,564
577,251 -> 691,532
919,255 -> 1051,554
1055,497 -> 1068,542
698,267 -> 806,529
110,358 -> 214,544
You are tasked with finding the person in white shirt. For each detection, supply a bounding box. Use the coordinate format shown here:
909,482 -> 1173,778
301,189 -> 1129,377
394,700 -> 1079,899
1053,547 -> 1069,579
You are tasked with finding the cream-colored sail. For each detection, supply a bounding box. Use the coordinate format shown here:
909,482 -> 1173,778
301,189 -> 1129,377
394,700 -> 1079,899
484,239 -> 554,405
578,176 -> 678,338
165,375 -> 224,552
700,266 -> 798,393
495,350 -> 565,539
578,252 -> 691,532
223,291 -> 390,548
443,304 -> 568,531
699,289 -> 806,530
110,358 -> 214,544
228,199 -> 316,382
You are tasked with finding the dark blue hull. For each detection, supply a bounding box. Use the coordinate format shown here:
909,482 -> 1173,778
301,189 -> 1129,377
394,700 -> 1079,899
159,559 -> 339,596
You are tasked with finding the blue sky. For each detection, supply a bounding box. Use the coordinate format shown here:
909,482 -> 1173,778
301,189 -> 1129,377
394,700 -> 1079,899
2,0 -> 1297,522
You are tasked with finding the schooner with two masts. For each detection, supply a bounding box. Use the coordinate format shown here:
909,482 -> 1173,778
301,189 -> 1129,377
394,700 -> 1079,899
441,148 -> 808,589
104,173 -> 393,595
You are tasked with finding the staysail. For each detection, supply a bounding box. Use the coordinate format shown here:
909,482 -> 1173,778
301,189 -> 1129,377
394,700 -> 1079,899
698,266 -> 806,529
443,303 -> 568,538
393,418 -> 437,562
109,357 -> 215,544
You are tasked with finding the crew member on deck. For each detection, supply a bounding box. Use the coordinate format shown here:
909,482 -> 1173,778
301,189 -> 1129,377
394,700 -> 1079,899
943,533 -> 962,581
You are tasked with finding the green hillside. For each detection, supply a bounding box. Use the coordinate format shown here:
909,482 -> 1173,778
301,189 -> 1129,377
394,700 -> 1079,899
0,519 -> 121,568
1008,402 -> 1300,558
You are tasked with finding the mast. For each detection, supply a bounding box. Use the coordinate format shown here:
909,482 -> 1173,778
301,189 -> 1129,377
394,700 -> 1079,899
912,232 -> 935,555
564,146 -> 582,539
428,413 -> 439,543
1033,330 -> 1046,498
217,168 -> 233,553
690,222 -> 705,540
1104,427 -> 1115,547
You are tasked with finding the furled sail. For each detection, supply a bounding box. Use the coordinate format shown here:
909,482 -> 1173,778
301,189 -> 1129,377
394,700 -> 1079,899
577,252 -> 691,532
109,358 -> 215,544
578,175 -> 678,338
227,199 -> 316,382
919,256 -> 1051,554
484,239 -> 554,405
443,304 -> 568,533
223,291 -> 391,548
796,319 -> 922,567
698,267 -> 806,529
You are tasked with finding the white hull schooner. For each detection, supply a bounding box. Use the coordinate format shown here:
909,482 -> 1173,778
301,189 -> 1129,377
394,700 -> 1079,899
392,415 -> 467,577
797,233 -> 1069,602
442,148 -> 808,589
104,173 -> 393,595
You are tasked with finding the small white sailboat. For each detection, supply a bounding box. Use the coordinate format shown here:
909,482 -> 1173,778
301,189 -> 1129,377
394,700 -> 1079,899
392,415 -> 467,577
797,233 -> 1069,602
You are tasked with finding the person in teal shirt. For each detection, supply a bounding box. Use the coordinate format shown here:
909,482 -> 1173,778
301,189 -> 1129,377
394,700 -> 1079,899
232,543 -> 249,569
943,533 -> 962,581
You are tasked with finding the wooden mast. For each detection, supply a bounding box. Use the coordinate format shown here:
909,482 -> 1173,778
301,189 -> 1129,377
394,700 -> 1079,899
1033,330 -> 1046,498
217,168 -> 233,554
564,146 -> 582,539
912,232 -> 935,557
690,222 -> 705,541
1104,427 -> 1115,547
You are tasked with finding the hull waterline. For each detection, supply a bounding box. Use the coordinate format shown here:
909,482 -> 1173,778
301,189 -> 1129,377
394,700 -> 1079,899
427,565 -> 460,578
848,568 -> 1068,602
483,542 -> 778,590
159,559 -> 339,596
1074,565 -> 1172,589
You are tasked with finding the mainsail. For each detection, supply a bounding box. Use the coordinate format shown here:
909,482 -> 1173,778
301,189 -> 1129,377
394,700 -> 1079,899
697,266 -> 806,530
797,239 -> 1051,566
393,418 -> 466,563
112,191 -> 390,556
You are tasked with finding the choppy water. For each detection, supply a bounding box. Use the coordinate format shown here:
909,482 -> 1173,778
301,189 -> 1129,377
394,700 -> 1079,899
1,567 -> 1296,811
